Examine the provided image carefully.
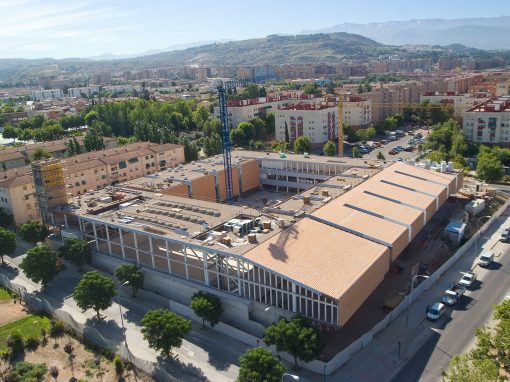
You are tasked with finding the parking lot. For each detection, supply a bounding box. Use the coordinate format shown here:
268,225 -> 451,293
361,128 -> 429,161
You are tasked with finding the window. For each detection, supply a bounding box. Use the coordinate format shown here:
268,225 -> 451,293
24,195 -> 29,200
118,161 -> 127,169
101,175 -> 106,179
81,180 -> 86,185
128,157 -> 139,164
151,162 -> 155,167
75,182 -> 80,187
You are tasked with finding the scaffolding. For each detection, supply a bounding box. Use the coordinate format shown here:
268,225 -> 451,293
31,158 -> 68,225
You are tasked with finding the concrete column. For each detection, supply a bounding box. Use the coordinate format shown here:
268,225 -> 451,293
59,213 -> 63,227
292,283 -> 297,313
105,224 -> 112,255
92,222 -> 99,250
203,250 -> 209,286
183,245 -> 189,280
118,228 -> 126,259
237,259 -> 243,297
165,240 -> 172,274
133,232 -> 140,263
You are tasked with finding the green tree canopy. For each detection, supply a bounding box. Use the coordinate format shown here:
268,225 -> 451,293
203,132 -> 223,157
140,309 -> 192,357
20,245 -> 58,287
58,237 -> 91,271
352,146 -> 362,158
190,291 -> 223,327
293,136 -> 312,154
73,271 -> 116,319
323,140 -> 336,156
238,347 -> 286,382
18,220 -> 48,245
377,151 -> 386,161
31,148 -> 52,161
0,207 -> 14,229
476,152 -> 504,183
0,227 -> 16,264
114,264 -> 144,297
263,314 -> 323,369
2,124 -> 18,140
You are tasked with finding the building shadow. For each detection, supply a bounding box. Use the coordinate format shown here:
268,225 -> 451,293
267,224 -> 299,262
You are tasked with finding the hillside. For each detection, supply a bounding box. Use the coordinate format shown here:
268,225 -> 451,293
301,17 -> 510,50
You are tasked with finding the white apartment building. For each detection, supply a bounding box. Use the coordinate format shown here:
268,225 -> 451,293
420,92 -> 488,117
214,94 -> 316,129
275,103 -> 338,145
343,97 -> 372,128
68,86 -> 99,98
31,89 -> 64,101
463,96 -> 510,144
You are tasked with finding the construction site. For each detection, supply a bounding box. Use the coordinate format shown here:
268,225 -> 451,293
41,148 -> 469,341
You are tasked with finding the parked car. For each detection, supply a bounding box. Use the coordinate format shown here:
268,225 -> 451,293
397,158 -> 404,162
381,140 -> 388,145
404,146 -> 414,152
442,283 -> 467,306
389,149 -> 398,155
500,231 -> 509,242
427,302 -> 445,320
478,251 -> 495,267
459,271 -> 477,288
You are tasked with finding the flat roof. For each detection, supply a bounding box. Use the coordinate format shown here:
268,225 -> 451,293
242,218 -> 389,299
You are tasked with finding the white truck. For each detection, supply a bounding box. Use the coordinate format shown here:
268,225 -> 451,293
442,283 -> 467,306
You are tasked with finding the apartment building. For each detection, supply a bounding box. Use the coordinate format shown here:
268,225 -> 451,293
343,96 -> 372,128
420,92 -> 488,117
68,86 -> 99,98
463,96 -> 510,144
275,103 -> 338,145
31,89 -> 64,101
0,137 -> 117,170
213,94 -> 315,129
0,167 -> 39,224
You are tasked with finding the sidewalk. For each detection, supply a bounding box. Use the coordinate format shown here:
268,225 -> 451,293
318,211 -> 510,382
1,258 -> 250,381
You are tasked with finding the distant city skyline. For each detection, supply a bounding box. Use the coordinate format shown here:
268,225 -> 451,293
2,0 -> 510,59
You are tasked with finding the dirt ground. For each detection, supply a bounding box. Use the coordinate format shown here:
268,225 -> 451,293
0,301 -> 28,326
0,301 -> 154,381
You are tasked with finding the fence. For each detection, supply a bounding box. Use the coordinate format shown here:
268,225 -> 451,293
0,273 -> 205,382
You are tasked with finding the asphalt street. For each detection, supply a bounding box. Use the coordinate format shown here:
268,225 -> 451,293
391,219 -> 510,382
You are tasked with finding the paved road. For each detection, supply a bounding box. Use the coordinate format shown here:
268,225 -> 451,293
391,220 -> 510,381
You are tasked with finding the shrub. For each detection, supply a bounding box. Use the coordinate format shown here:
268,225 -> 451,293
9,361 -> 47,382
113,355 -> 124,375
6,333 -> 24,354
0,347 -> 11,362
24,335 -> 40,350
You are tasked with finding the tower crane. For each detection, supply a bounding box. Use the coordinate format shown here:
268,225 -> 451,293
216,79 -> 252,203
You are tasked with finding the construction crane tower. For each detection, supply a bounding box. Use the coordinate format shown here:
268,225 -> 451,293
217,81 -> 234,203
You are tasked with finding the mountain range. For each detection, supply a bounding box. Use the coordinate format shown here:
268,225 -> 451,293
301,17 -> 510,50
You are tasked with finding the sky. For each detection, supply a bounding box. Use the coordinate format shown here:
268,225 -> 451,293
2,0 -> 510,59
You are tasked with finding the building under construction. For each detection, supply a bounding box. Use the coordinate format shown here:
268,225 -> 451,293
31,158 -> 68,225
52,151 -> 463,329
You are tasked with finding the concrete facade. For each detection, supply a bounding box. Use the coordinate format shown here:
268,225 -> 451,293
463,96 -> 510,143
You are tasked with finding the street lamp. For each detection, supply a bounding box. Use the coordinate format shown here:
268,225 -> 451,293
282,373 -> 299,382
405,274 -> 429,328
475,215 -> 491,252
117,281 -> 129,347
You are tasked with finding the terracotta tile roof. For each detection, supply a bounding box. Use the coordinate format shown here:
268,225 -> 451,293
242,218 -> 390,299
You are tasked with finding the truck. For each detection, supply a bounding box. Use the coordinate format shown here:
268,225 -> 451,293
442,283 -> 467,306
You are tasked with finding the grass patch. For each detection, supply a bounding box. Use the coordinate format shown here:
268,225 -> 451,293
0,287 -> 12,301
0,314 -> 51,348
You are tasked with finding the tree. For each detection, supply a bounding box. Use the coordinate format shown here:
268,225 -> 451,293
9,361 -> 47,382
352,146 -> 362,158
238,347 -> 286,382
65,137 -> 82,156
31,148 -> 52,161
190,291 -> 223,328
284,121 -> 290,143
20,245 -> 58,287
140,309 -> 192,357
477,152 -> 504,183
293,136 -> 312,154
263,315 -> 323,369
73,271 -> 116,319
229,127 -> 245,146
238,122 -> 255,143
114,264 -> 144,297
0,208 -> 13,229
2,124 -> 18,140
322,140 -> 336,156
83,122 -> 106,152
377,151 -> 386,161
445,298 -> 510,380
58,237 -> 91,271
203,132 -> 223,157
31,114 -> 45,129
180,137 -> 199,162
18,220 -> 48,245
0,228 -> 16,264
